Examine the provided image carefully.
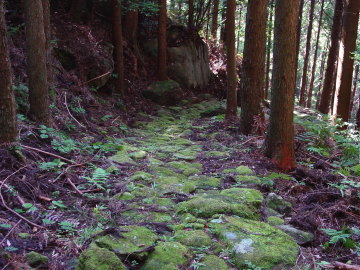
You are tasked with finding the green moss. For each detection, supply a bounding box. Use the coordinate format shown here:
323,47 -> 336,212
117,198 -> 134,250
112,192 -> 135,201
94,226 -> 158,259
222,168 -> 236,174
173,149 -> 198,161
188,175 -> 222,189
109,151 -> 136,165
199,255 -> 229,270
141,242 -> 190,270
209,216 -> 299,269
130,171 -> 154,181
166,161 -> 203,176
219,188 -> 263,208
266,193 -> 292,215
267,216 -> 285,226
129,151 -> 147,160
235,166 -> 254,175
205,151 -> 230,158
76,246 -> 126,270
234,175 -> 262,185
25,252 -> 48,267
174,230 -> 212,248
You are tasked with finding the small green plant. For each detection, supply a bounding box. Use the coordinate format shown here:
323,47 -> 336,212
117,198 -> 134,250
244,261 -> 263,270
22,203 -> 38,213
321,226 -> 360,249
58,221 -> 77,234
39,159 -> 65,172
101,115 -> 113,121
83,168 -> 110,191
49,200 -> 67,210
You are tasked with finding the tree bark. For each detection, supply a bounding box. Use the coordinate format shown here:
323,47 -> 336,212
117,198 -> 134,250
295,0 -> 304,89
42,0 -> 53,94
236,3 -> 243,53
333,0 -> 360,122
306,0 -> 325,108
225,0 -> 237,120
25,0 -> 50,125
188,0 -> 194,31
315,41 -> 329,110
319,0 -> 344,114
264,0 -> 298,171
157,0 -> 167,80
349,64 -> 359,118
240,0 -> 267,135
299,0 -> 315,106
0,1 -> 17,144
112,0 -> 125,96
264,0 -> 274,100
220,0 -> 226,44
211,0 -> 219,40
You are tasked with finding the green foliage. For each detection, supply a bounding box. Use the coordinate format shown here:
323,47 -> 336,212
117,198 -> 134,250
83,168 -> 110,191
13,83 -> 29,110
321,226 -> 360,250
39,159 -> 66,172
58,221 -> 77,234
39,125 -> 77,153
244,261 -> 263,270
7,23 -> 24,36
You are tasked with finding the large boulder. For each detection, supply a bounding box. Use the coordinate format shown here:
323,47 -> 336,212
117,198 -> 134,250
143,80 -> 183,106
142,25 -> 211,89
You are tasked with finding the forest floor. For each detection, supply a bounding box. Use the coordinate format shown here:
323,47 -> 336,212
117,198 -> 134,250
0,97 -> 359,270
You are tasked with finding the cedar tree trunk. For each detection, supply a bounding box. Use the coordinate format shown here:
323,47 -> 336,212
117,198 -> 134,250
264,0 -> 298,171
157,0 -> 167,80
240,0 -> 267,135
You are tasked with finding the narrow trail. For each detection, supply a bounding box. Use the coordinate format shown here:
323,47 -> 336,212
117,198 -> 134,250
76,99 -> 305,270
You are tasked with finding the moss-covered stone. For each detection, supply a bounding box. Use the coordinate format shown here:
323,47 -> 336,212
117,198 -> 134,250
174,230 -> 212,248
266,193 -> 292,215
235,166 -> 254,175
94,226 -> 158,259
199,255 -> 229,270
209,216 -> 298,269
141,242 -> 190,270
234,175 -> 262,185
177,188 -> 263,220
130,171 -> 153,181
129,151 -> 147,160
173,149 -> 198,161
26,252 -> 48,267
188,175 -> 222,189
112,192 -> 135,201
166,161 -> 202,176
277,225 -> 314,245
205,151 -> 230,158
109,151 -> 136,165
267,216 -> 285,226
142,80 -> 183,106
76,246 -> 126,270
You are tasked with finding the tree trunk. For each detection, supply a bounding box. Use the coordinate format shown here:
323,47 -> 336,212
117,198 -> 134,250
306,0 -> 325,108
264,0 -> 298,171
264,0 -> 274,100
0,1 -> 17,144
42,0 -> 53,94
157,0 -> 167,80
319,0 -> 344,114
299,0 -> 315,106
349,64 -> 359,118
315,41 -> 329,110
220,0 -> 226,44
295,0 -> 304,89
333,0 -> 360,122
124,3 -> 138,44
188,0 -> 194,31
225,0 -> 237,120
112,0 -> 125,96
240,0 -> 267,135
211,0 -> 219,40
25,0 -> 50,125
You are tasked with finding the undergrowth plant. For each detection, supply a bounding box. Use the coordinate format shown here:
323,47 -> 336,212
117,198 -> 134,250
321,226 -> 360,253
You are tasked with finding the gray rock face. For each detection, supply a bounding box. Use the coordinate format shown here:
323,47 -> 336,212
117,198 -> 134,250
142,25 -> 211,89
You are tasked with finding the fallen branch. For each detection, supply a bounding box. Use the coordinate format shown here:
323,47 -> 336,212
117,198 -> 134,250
20,145 -> 77,165
80,71 -> 111,86
333,262 -> 360,270
67,178 -> 83,196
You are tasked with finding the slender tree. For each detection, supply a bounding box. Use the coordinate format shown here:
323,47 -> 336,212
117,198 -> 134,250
299,0 -> 315,106
240,0 -> 267,135
319,0 -> 344,114
265,0 -> 274,99
349,64 -> 359,117
236,3 -> 244,53
332,0 -> 360,122
25,0 -> 50,124
306,0 -> 325,108
0,0 -> 17,144
211,0 -> 219,40
220,0 -> 226,44
157,0 -> 167,80
264,0 -> 298,171
295,0 -> 304,88
225,0 -> 237,120
112,0 -> 125,96
316,41 -> 329,109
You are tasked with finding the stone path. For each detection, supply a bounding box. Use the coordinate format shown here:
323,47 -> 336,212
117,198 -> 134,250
77,99 -> 306,270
